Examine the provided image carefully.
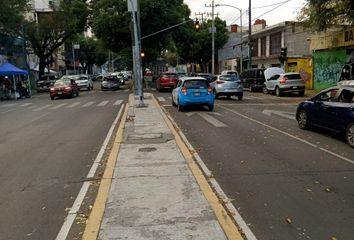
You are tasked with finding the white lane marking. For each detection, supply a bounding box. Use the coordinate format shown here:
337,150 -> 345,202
262,109 -> 295,120
66,102 -> 81,108
113,100 -> 123,106
50,103 -> 68,110
162,107 -> 258,240
221,106 -> 354,165
124,89 -> 129,92
198,112 -> 227,127
217,103 -> 297,106
157,97 -> 166,102
20,103 -> 33,107
55,104 -> 125,240
98,100 -> 109,106
33,104 -> 52,111
82,101 -> 95,107
0,103 -> 17,108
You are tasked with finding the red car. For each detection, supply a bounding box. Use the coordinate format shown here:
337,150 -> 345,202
49,77 -> 79,100
156,72 -> 178,91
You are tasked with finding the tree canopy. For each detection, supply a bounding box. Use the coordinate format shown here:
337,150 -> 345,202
297,0 -> 354,31
0,0 -> 27,35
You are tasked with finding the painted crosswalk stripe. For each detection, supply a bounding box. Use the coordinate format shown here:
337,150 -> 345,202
157,97 -> 166,102
113,100 -> 123,106
98,101 -> 109,106
20,103 -> 33,107
50,103 -> 68,110
66,102 -> 81,108
82,101 -> 95,107
199,112 -> 227,127
34,104 -> 52,111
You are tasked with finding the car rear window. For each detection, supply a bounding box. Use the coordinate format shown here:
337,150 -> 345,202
220,75 -> 238,81
285,74 -> 302,80
183,80 -> 208,89
162,74 -> 177,78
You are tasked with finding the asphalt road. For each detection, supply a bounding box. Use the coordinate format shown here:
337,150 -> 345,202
0,84 -> 129,240
153,89 -> 354,240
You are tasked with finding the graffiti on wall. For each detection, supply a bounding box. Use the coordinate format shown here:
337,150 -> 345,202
313,49 -> 346,90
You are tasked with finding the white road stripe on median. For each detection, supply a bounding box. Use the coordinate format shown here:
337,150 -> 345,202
20,103 -> 33,107
113,100 -> 123,106
82,101 -> 95,107
198,112 -> 227,127
33,104 -> 52,111
50,103 -> 68,110
157,97 -> 166,102
66,102 -> 81,108
221,106 -> 354,165
55,104 -> 125,240
98,100 -> 109,106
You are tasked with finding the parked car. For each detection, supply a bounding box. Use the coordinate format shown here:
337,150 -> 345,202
239,68 -> 266,92
296,85 -> 354,147
101,75 -> 120,91
37,74 -> 58,93
171,77 -> 214,111
193,73 -> 215,83
73,74 -> 93,91
221,70 -> 239,78
49,77 -> 79,100
263,67 -> 305,96
111,72 -> 126,85
156,72 -> 178,91
210,74 -> 243,100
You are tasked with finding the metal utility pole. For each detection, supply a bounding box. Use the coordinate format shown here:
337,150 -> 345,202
206,1 -> 216,75
248,0 -> 252,69
128,0 -> 144,106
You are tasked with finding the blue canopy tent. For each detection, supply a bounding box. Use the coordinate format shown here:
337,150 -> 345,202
0,63 -> 29,100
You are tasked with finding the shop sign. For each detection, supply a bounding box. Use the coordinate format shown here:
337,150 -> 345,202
344,28 -> 354,46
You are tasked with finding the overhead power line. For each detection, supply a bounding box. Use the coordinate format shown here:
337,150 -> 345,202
252,0 -> 291,9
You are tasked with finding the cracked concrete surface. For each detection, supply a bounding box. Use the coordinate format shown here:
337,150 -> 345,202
98,94 -> 227,240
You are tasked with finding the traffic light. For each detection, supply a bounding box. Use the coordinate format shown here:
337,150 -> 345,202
279,47 -> 287,63
194,19 -> 200,32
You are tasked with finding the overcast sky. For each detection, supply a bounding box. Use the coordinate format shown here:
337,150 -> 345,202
183,0 -> 306,27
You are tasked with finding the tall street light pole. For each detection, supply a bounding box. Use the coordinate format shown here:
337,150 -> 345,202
248,0 -> 252,69
215,4 -> 243,72
206,1 -> 216,75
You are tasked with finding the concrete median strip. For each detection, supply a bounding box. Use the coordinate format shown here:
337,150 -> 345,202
153,95 -> 244,240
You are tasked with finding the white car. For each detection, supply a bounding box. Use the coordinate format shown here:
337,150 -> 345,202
263,67 -> 305,96
72,74 -> 93,91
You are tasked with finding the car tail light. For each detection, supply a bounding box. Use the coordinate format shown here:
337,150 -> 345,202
65,86 -> 72,90
216,80 -> 224,84
279,77 -> 287,84
208,86 -> 212,94
182,87 -> 187,95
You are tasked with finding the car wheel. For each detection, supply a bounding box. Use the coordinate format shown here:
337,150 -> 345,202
177,101 -> 183,111
50,96 -> 54,100
263,85 -> 268,94
275,86 -> 282,97
345,122 -> 354,148
172,96 -> 177,106
208,104 -> 214,111
298,91 -> 305,96
237,93 -> 243,100
297,109 -> 309,129
226,95 -> 231,99
76,90 -> 79,97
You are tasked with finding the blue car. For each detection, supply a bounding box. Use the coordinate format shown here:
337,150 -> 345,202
296,85 -> 354,147
171,77 -> 215,111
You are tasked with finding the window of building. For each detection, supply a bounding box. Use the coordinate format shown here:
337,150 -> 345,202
261,37 -> 266,56
270,32 -> 281,55
251,39 -> 258,57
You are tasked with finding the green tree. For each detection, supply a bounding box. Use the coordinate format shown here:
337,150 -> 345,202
0,0 -> 27,35
297,0 -> 354,31
24,0 -> 89,77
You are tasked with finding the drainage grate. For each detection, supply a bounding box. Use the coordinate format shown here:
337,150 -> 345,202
138,147 -> 157,152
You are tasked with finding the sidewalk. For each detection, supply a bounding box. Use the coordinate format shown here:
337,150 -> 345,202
96,93 -> 236,240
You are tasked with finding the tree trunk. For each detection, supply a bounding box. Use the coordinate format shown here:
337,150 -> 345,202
39,56 -> 46,78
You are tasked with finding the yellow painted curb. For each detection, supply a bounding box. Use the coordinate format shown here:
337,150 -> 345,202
152,96 -> 244,240
82,103 -> 128,240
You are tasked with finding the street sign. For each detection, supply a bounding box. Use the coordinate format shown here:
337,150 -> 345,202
209,27 -> 216,33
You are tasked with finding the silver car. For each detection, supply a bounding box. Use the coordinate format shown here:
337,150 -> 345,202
263,67 -> 305,96
210,74 -> 243,100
